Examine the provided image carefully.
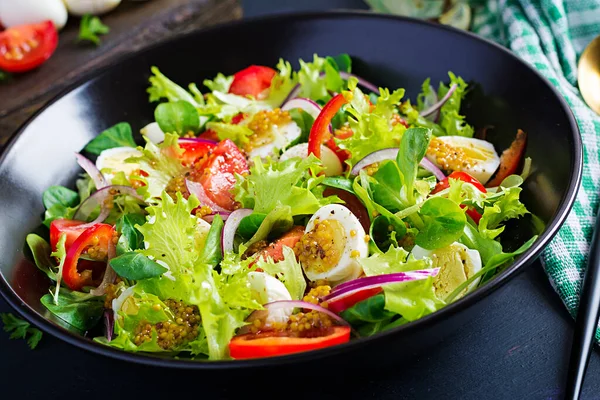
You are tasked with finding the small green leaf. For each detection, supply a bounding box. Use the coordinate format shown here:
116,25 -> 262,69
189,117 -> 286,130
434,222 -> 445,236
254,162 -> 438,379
415,197 -> 466,250
42,186 -> 80,210
321,176 -> 354,193
198,214 -> 224,266
341,294 -> 395,325
25,234 -> 57,280
397,127 -> 432,204
78,14 -> 110,46
155,100 -> 200,135
110,252 -> 168,280
237,213 -> 267,240
288,108 -> 314,146
116,214 -> 146,255
41,290 -> 104,331
83,122 -> 136,155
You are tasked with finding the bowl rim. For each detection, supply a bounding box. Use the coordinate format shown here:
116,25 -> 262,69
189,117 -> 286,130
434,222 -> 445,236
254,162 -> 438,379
0,10 -> 583,369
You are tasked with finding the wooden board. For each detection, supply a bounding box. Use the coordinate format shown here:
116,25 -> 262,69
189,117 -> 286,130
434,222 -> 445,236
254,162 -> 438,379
0,0 -> 242,145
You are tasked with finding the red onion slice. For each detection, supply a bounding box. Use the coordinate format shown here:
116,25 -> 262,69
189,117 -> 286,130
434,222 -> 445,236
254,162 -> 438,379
221,208 -> 253,253
420,84 -> 458,119
177,137 -> 217,145
281,97 -> 322,120
90,240 -> 117,296
103,310 -> 115,342
202,211 -> 232,223
338,71 -> 379,93
420,85 -> 439,122
76,153 -> 107,190
185,179 -> 230,213
350,148 -> 446,181
264,300 -> 349,326
330,268 -> 440,296
74,185 -> 144,222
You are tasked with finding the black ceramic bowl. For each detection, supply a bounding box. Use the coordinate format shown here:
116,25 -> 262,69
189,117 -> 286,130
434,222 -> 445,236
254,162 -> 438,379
0,12 -> 582,369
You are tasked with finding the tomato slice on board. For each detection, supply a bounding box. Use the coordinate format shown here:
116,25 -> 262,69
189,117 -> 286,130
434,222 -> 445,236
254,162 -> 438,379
229,65 -> 276,98
190,139 -> 248,211
326,287 -> 383,314
229,326 -> 351,359
0,21 -> 58,73
486,129 -> 527,187
50,219 -> 88,252
431,171 -> 487,194
62,223 -> 115,291
178,140 -> 216,166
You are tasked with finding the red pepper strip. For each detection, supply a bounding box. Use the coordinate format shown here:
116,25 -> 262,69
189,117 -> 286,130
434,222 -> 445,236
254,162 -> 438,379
308,93 -> 348,158
486,129 -> 527,187
431,171 -> 487,194
229,326 -> 351,359
463,206 -> 483,224
62,223 -> 115,291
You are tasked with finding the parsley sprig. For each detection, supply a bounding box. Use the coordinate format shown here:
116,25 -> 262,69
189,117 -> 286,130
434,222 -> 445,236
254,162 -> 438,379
78,14 -> 110,46
1,313 -> 43,349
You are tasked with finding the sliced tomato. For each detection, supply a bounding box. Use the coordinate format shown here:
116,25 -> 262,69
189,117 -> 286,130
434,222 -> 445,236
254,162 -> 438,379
63,223 -> 114,291
229,66 -> 276,98
229,326 -> 351,359
179,140 -> 216,166
486,129 -> 527,187
0,21 -> 58,73
431,171 -> 487,194
323,188 -> 370,232
464,207 -> 483,224
254,226 -> 305,263
50,219 -> 88,252
190,139 -> 248,210
308,94 -> 348,159
327,287 -> 383,314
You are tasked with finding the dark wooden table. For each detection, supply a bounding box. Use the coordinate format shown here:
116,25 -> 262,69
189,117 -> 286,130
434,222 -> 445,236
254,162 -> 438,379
1,1 -> 599,398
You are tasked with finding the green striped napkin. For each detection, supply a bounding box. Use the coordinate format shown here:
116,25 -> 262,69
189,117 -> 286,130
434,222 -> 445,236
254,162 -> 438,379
369,0 -> 600,338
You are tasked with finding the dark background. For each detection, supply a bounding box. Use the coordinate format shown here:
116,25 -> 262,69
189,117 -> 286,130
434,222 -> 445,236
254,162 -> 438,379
1,1 -> 598,398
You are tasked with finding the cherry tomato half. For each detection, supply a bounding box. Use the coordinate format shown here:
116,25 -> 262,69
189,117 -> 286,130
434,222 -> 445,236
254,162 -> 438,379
0,21 -> 58,73
229,65 -> 276,98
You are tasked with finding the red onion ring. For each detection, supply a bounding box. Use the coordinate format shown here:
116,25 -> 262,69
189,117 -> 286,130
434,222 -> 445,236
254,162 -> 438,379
73,185 -> 144,223
350,148 -> 446,181
76,153 -> 107,190
328,268 -> 440,299
281,97 -> 322,120
185,179 -> 230,213
420,84 -> 439,122
90,240 -> 117,296
177,137 -> 217,145
221,208 -> 253,254
264,300 -> 349,326
202,211 -> 232,223
420,84 -> 458,119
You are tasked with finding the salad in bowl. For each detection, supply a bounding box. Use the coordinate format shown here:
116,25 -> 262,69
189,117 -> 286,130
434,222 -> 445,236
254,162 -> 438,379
26,54 -> 536,360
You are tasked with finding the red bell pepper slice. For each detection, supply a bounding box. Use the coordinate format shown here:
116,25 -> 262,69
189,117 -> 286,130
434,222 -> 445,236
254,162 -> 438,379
486,129 -> 527,187
62,223 -> 115,291
431,171 -> 487,194
308,93 -> 348,159
229,326 -> 351,359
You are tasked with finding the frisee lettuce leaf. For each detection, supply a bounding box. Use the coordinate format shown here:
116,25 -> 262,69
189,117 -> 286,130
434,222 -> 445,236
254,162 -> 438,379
233,155 -> 339,216
360,246 -> 444,321
437,72 -> 473,137
203,73 -> 233,93
148,66 -> 203,107
255,246 -> 306,300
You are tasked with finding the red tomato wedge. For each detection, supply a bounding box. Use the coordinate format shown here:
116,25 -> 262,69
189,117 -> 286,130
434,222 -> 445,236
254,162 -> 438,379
62,223 -> 114,291
431,171 -> 487,194
255,226 -> 305,263
229,65 -> 276,98
308,93 -> 348,159
0,21 -> 58,73
229,326 -> 351,359
191,139 -> 248,211
50,219 -> 88,252
486,129 -> 527,187
178,140 -> 216,166
327,287 -> 383,314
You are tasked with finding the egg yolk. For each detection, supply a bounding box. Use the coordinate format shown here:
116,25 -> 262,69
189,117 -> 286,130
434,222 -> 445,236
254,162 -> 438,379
294,219 -> 346,275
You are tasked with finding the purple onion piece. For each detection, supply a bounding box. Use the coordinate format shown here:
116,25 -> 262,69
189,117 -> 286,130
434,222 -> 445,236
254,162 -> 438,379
264,300 -> 349,326
103,310 -> 115,342
325,269 -> 440,302
221,208 -> 253,254
177,137 -> 217,144
185,179 -> 230,213
76,153 -> 107,190
420,84 -> 458,118
420,157 -> 446,181
202,211 -> 232,223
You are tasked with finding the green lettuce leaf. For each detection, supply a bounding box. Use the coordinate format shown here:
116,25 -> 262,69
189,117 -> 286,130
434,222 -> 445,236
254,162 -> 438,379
129,133 -> 187,199
255,246 -> 306,300
42,186 -> 80,210
203,73 -> 233,93
360,246 -> 444,321
155,101 -> 200,135
437,72 -> 473,137
148,67 -> 203,107
478,187 -> 529,239
41,289 -> 104,332
25,234 -> 57,280
415,196 -> 466,250
265,59 -> 298,106
245,205 -> 294,248
205,121 -> 253,147
233,156 -> 338,216
83,122 -> 136,155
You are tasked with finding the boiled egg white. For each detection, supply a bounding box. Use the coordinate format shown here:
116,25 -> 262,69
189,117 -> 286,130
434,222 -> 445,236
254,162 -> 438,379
246,121 -> 301,160
426,136 -> 500,184
96,146 -> 142,183
280,143 -> 343,177
0,0 -> 68,30
299,204 -> 369,284
140,122 -> 165,144
63,0 -> 122,16
412,242 -> 482,301
247,271 -> 292,323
